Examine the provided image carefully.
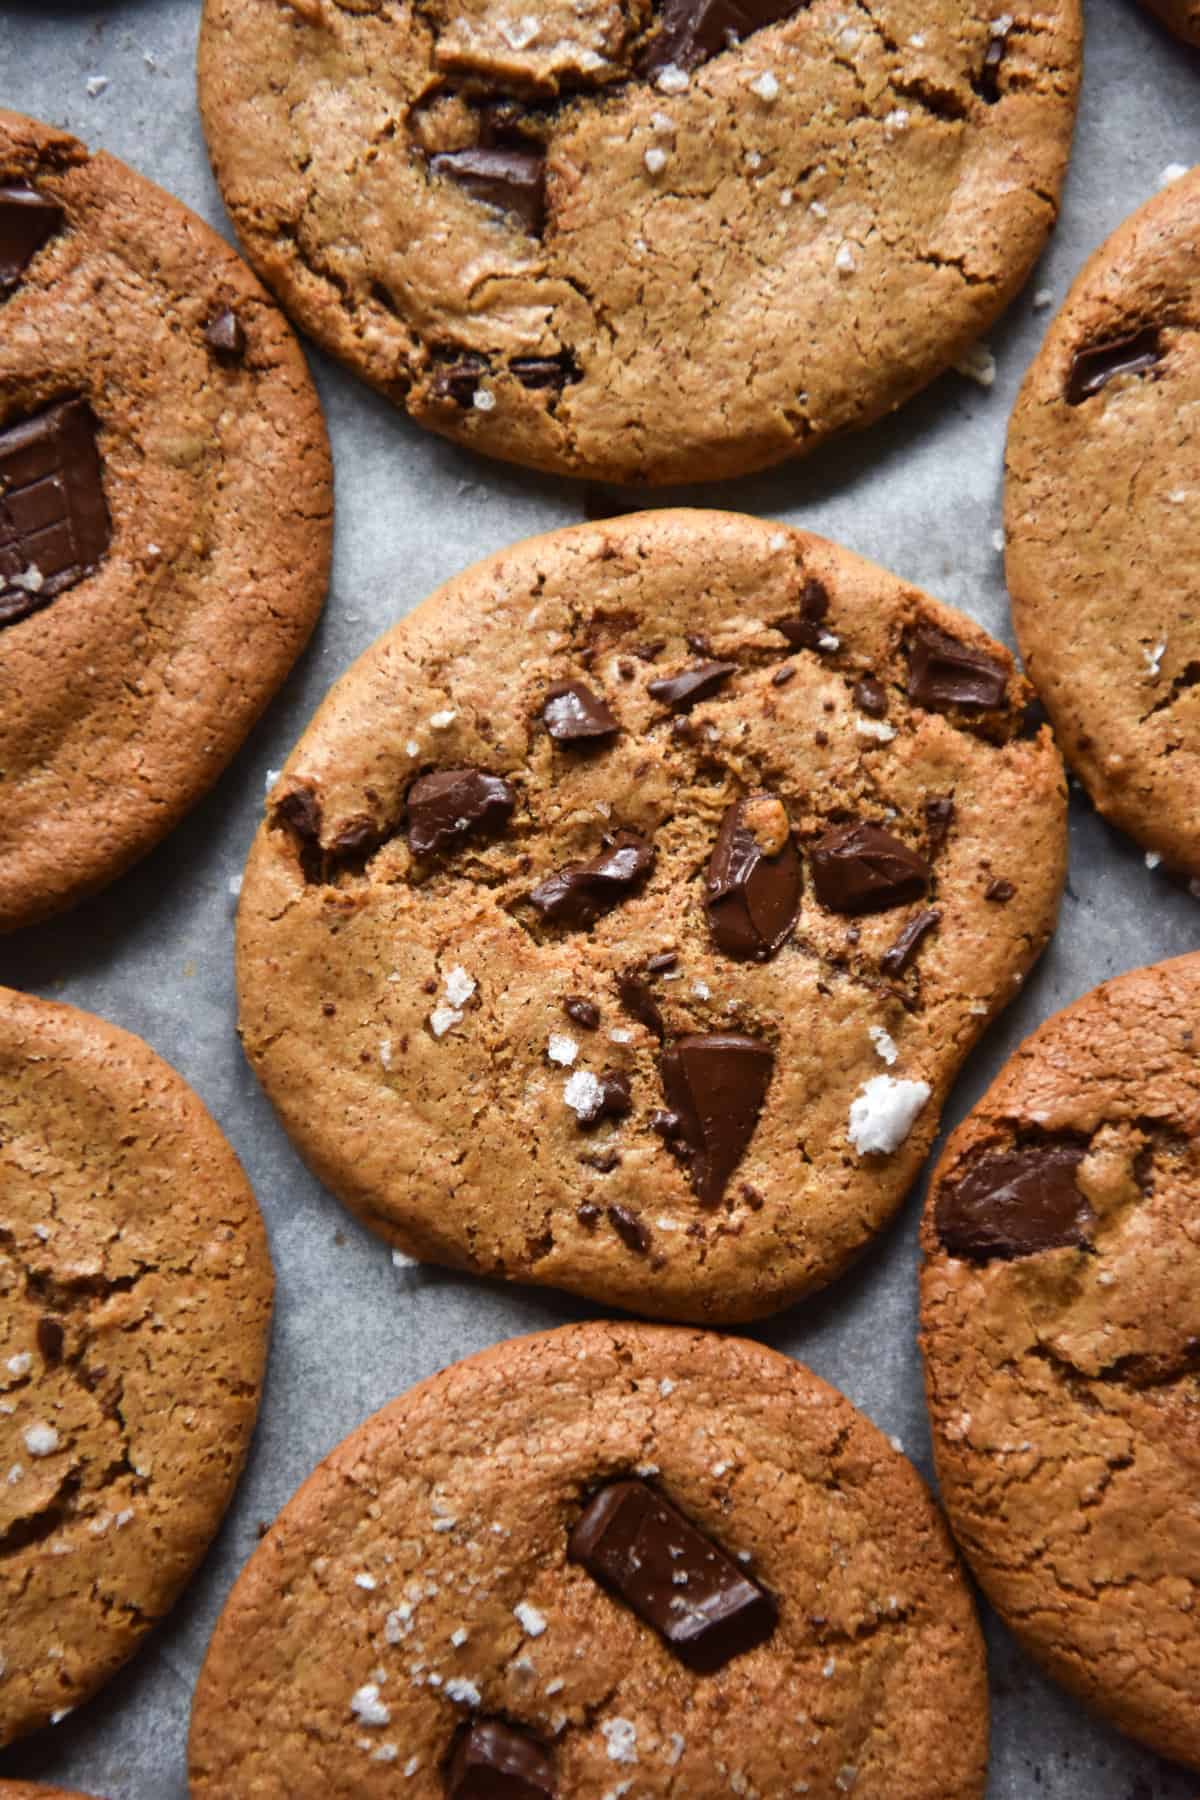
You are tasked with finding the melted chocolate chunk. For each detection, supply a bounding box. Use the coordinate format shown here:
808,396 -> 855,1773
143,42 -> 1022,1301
0,398 -> 111,627
511,353 -> 576,391
640,0 -> 805,73
542,680 -> 619,743
809,823 -> 930,915
407,768 -> 517,856
433,353 -> 488,408
1066,327 -> 1162,405
430,147 -> 545,234
563,995 -> 600,1030
907,623 -> 1008,711
204,307 -> 246,362
529,833 -> 654,927
660,1032 -> 774,1205
36,1317 -> 64,1364
936,1143 -> 1093,1261
924,795 -> 955,851
705,794 -> 801,959
879,906 -> 942,978
616,968 -> 665,1037
647,659 -> 736,712
985,877 -> 1015,903
0,181 -> 63,291
853,675 -> 887,717
573,1071 -> 632,1129
776,578 -> 831,651
446,1718 -> 556,1799
569,1480 -> 777,1671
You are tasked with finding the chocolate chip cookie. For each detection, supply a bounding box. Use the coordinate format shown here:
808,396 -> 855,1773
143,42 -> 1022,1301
920,953 -> 1200,1769
0,986 -> 274,1746
1005,166 -> 1200,879
0,110 -> 331,932
197,0 -> 1081,484
189,1321 -> 989,1797
236,508 -> 1067,1322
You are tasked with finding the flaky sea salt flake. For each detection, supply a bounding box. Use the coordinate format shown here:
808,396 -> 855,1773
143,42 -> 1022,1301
847,1075 -> 931,1155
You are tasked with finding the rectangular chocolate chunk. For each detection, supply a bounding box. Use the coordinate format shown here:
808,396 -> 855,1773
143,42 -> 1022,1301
0,397 -> 111,626
446,1718 -> 555,1798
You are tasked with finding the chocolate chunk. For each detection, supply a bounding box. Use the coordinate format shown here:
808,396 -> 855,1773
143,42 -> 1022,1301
607,1203 -> 650,1254
569,1479 -> 777,1671
274,785 -> 322,846
36,1317 -> 63,1364
530,833 -> 654,928
706,794 -> 802,959
563,995 -> 600,1030
775,579 -> 832,652
433,354 -> 488,408
924,795 -> 955,851
0,181 -> 63,291
640,0 -> 805,74
650,1107 -> 683,1139
647,660 -> 736,712
511,354 -> 576,391
616,969 -> 665,1036
328,817 -> 381,861
936,1143 -> 1093,1261
809,823 -> 930,915
0,398 -> 111,627
204,307 -> 246,362
985,877 -> 1015,903
572,1071 -> 632,1129
853,675 -> 887,717
1066,327 -> 1162,405
407,768 -> 517,856
446,1717 -> 556,1799
542,681 -> 619,743
646,951 -> 677,974
879,906 -> 941,978
430,147 -> 545,234
660,1033 -> 774,1204
907,623 -> 1008,711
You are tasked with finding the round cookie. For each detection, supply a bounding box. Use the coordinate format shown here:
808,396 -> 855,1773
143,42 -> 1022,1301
197,0 -> 1080,485
0,110 -> 331,933
920,953 -> 1200,1769
0,987 -> 274,1746
1005,166 -> 1200,878
189,1321 -> 988,1797
1137,0 -> 1200,43
236,509 -> 1067,1322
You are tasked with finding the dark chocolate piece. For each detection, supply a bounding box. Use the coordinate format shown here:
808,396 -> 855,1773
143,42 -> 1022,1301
274,785 -> 322,846
936,1143 -> 1093,1261
0,398 -> 111,627
647,660 -> 736,712
646,951 -> 677,974
809,823 -> 930,916
511,354 -> 575,391
36,1317 -> 63,1364
616,968 -> 665,1037
640,0 -> 805,73
563,995 -> 600,1030
607,1203 -> 650,1253
853,675 -> 887,717
907,623 -> 1007,711
529,833 -> 654,927
924,795 -> 955,851
985,878 -> 1015,903
407,768 -> 517,856
204,307 -> 246,361
705,794 -> 801,959
446,1717 -> 556,1799
0,180 -> 63,291
1066,327 -> 1162,405
433,355 -> 488,408
542,681 -> 619,743
879,906 -> 942,978
771,664 -> 795,688
572,1071 -> 632,1128
775,578 -> 832,652
569,1479 -> 777,1671
430,147 -> 545,234
659,1033 -> 774,1204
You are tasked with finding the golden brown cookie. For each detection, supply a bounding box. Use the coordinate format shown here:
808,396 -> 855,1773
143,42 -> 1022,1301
197,0 -> 1081,484
0,987 -> 274,1747
236,509 -> 1067,1322
920,953 -> 1200,1769
1137,0 -> 1200,43
0,110 -> 331,933
1005,166 -> 1200,878
0,1786 -> 104,1799
189,1321 -> 988,1798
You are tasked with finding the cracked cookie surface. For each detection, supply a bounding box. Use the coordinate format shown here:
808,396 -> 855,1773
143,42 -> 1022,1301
0,987 -> 274,1747
0,110 -> 331,933
1005,166 -> 1200,878
919,953 -> 1200,1769
188,1321 -> 988,1798
236,508 -> 1067,1322
197,0 -> 1080,484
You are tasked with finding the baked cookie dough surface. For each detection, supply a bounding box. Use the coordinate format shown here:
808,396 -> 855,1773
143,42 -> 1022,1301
1006,165 -> 1200,877
189,1322 -> 988,1798
1137,0 -> 1200,44
198,0 -> 1081,483
0,988 -> 274,1747
920,953 -> 1200,1769
236,509 -> 1067,1322
0,110 -> 331,933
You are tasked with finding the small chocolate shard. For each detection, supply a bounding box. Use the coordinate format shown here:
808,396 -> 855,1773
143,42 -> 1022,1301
924,795 -> 955,851
0,398 -> 112,627
640,0 -> 805,73
607,1203 -> 650,1254
572,1071 -> 632,1129
775,578 -> 832,651
563,995 -> 600,1030
936,1143 -> 1093,1261
771,664 -> 795,688
880,906 -> 942,978
430,146 -> 545,234
0,181 -> 64,291
705,794 -> 802,959
204,307 -> 246,362
446,1717 -> 556,1799
511,353 -> 576,391
543,680 -> 619,744
36,1317 -> 64,1364
1066,327 -> 1162,405
529,833 -> 654,928
648,660 -> 736,712
407,768 -> 517,856
646,951 -> 677,974
810,822 -> 930,915
660,1033 -> 774,1205
616,968 -> 665,1037
985,878 -> 1015,903
853,675 -> 888,717
433,354 -> 488,408
569,1479 -> 777,1671
907,623 -> 1008,712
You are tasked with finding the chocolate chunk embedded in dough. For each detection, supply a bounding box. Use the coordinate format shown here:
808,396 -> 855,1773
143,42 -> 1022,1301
659,1032 -> 774,1204
0,180 -> 63,290
907,623 -> 1008,711
648,659 -> 736,711
810,822 -> 930,915
936,1142 -> 1093,1261
446,1718 -> 556,1798
0,398 -> 111,627
705,794 -> 801,959
542,680 -> 619,743
640,0 -> 807,75
1066,327 -> 1163,406
530,832 -> 654,927
407,769 -> 517,856
430,147 -> 545,234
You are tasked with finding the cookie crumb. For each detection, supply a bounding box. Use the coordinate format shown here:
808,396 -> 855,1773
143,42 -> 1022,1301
1033,287 -> 1054,309
86,74 -> 109,97
954,342 -> 997,387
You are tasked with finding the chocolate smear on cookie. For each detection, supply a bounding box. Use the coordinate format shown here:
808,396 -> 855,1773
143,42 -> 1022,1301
907,623 -> 1008,711
810,822 -> 930,915
659,1032 -> 774,1204
542,680 -> 619,743
639,0 -> 806,75
446,1718 -> 556,1798
430,147 -> 545,234
530,832 -> 654,927
705,793 -> 802,959
569,1479 -> 777,1671
0,180 -> 64,291
648,659 -> 736,711
407,768 -> 517,856
0,398 -> 111,627
936,1142 -> 1094,1261
1065,327 -> 1163,405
